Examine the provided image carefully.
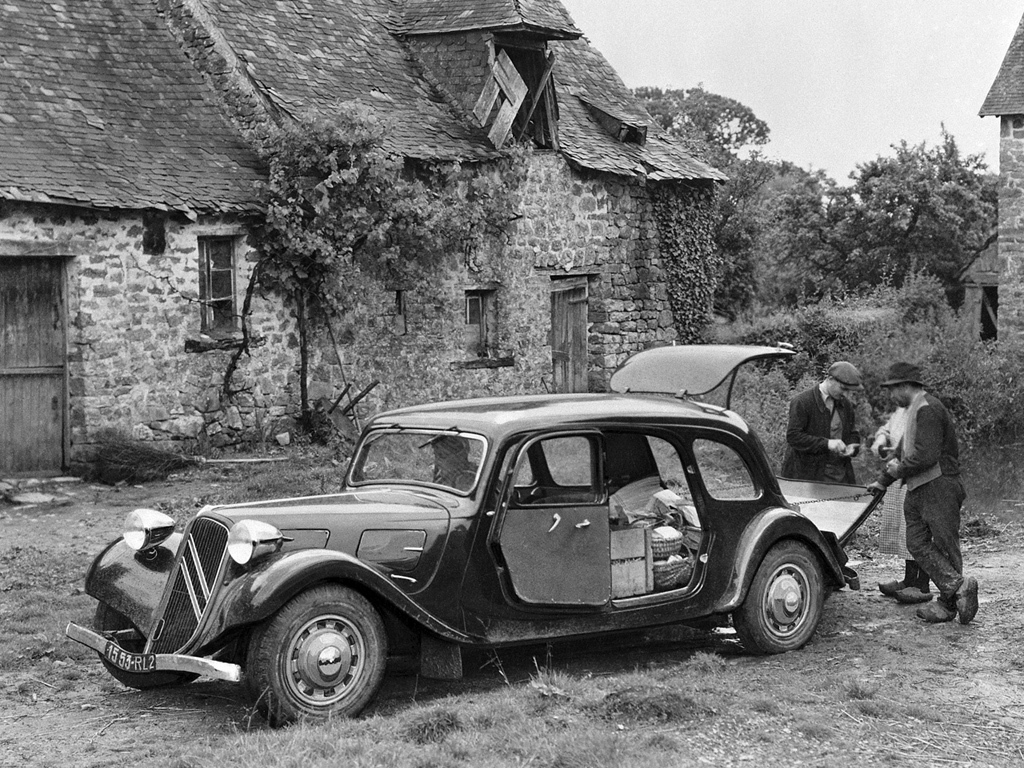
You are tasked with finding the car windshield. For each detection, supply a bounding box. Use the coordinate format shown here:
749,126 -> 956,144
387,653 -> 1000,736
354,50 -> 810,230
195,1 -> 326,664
349,429 -> 486,493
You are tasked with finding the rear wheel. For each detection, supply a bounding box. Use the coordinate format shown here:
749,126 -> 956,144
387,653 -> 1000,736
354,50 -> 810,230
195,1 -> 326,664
94,603 -> 198,689
245,585 -> 387,727
733,541 -> 824,655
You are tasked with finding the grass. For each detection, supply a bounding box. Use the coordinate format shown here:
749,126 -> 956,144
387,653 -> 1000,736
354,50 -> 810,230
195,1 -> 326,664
161,648 -> 1018,768
5,441 -> 1024,766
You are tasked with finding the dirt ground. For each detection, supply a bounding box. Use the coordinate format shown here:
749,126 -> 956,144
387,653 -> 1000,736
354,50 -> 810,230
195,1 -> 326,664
1,470 -> 1023,767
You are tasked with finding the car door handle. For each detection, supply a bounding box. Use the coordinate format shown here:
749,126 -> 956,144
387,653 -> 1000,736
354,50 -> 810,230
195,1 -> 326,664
575,519 -> 591,529
547,513 -> 561,533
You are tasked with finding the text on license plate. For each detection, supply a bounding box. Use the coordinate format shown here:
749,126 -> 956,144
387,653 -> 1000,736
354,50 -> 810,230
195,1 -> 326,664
103,640 -> 156,673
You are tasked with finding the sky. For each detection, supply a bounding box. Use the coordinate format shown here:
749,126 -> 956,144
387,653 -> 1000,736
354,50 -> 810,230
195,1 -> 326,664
558,1 -> 1023,181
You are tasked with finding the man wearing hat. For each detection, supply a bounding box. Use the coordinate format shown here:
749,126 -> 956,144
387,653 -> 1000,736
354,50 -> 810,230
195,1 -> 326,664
782,361 -> 863,484
867,362 -> 979,624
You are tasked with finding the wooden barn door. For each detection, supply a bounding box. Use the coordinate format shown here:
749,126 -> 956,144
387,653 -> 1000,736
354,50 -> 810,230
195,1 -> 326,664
550,277 -> 588,393
0,257 -> 67,475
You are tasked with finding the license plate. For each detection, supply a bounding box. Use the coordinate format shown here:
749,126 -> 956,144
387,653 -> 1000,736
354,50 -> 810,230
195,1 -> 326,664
103,640 -> 156,673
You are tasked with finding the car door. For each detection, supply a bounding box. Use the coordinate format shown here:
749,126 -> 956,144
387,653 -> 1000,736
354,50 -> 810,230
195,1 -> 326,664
494,432 -> 611,607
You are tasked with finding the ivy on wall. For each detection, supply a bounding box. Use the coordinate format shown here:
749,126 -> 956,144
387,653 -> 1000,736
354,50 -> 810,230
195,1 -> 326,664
652,182 -> 720,343
230,101 -> 525,422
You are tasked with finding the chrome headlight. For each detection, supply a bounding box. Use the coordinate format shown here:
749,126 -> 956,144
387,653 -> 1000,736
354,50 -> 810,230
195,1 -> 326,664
227,520 -> 285,565
123,508 -> 176,552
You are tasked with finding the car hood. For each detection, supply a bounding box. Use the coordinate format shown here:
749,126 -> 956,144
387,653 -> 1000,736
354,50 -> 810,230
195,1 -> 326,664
207,487 -> 452,544
206,487 -> 454,583
610,344 -> 795,409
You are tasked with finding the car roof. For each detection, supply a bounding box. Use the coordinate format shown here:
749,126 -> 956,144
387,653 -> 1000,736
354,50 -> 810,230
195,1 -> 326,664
366,392 -> 750,443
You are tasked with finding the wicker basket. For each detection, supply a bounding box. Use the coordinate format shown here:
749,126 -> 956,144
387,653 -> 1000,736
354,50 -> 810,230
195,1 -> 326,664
653,554 -> 693,590
650,525 -> 683,558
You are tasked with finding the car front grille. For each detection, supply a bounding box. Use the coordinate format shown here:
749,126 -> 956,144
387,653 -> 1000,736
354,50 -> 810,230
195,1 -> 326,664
146,516 -> 230,654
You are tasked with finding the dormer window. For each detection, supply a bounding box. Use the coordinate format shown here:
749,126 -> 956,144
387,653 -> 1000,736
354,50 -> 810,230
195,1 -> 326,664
474,40 -> 558,150
580,96 -> 647,146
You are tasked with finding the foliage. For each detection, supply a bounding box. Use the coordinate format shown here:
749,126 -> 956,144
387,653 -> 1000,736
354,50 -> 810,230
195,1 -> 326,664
761,130 -> 997,307
652,183 -> 719,342
634,86 -> 774,319
633,85 -> 770,164
721,276 -> 1024,453
245,102 -> 524,419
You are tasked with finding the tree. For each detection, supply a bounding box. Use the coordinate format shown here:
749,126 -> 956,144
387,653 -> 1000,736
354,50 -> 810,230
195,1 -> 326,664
241,102 -> 521,423
634,85 -> 772,318
634,85 -> 770,163
763,130 -> 997,307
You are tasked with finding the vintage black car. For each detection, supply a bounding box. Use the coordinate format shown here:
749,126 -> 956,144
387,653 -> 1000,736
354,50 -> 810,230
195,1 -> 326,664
66,345 -> 878,725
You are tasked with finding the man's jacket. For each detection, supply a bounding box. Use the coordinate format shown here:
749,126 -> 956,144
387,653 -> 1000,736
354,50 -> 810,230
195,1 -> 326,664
781,385 -> 860,483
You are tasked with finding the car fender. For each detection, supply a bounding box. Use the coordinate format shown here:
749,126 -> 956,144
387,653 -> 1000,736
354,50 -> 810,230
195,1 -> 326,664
84,533 -> 183,633
712,507 -> 846,614
200,548 -> 472,648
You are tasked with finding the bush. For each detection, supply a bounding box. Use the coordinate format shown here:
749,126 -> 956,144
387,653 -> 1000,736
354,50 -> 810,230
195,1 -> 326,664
720,276 -> 1024,455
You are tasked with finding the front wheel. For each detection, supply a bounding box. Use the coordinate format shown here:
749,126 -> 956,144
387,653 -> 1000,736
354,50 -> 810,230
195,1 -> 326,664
733,541 -> 824,655
245,585 -> 388,727
94,603 -> 199,689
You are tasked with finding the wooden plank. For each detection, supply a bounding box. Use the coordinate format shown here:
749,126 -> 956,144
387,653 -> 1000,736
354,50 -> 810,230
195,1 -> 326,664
517,52 -> 556,141
488,100 -> 520,148
493,50 -> 528,105
473,76 -> 500,126
0,373 -> 62,472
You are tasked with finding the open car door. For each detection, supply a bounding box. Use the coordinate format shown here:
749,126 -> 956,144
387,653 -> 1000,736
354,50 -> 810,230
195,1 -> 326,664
610,344 -> 795,410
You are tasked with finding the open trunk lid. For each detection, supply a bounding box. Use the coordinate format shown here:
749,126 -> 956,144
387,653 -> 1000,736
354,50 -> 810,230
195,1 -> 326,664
778,479 -> 882,545
610,344 -> 795,409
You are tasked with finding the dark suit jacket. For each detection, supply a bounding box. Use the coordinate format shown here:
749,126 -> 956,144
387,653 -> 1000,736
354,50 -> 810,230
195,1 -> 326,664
781,385 -> 860,483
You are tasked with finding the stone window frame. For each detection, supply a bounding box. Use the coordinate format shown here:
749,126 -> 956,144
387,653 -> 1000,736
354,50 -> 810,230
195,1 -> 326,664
464,288 -> 496,358
198,235 -> 240,337
392,289 -> 408,336
452,284 -> 514,370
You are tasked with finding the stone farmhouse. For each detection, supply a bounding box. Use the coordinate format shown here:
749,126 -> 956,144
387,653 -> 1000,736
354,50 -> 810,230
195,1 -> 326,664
0,0 -> 724,475
980,10 -> 1024,339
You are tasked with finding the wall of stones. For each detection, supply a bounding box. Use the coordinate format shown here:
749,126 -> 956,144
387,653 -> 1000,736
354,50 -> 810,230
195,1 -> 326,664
999,115 -> 1024,336
1,150 -> 707,466
0,203 -> 299,465
405,31 -> 494,122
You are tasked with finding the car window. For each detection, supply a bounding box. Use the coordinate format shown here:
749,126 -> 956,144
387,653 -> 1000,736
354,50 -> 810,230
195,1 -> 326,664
607,434 -> 700,527
511,435 -> 600,505
349,430 -> 485,493
691,438 -> 757,500
647,435 -> 690,499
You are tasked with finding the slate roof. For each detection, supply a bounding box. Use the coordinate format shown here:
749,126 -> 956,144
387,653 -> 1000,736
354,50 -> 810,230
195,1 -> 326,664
401,0 -> 580,38
0,0 -> 264,214
198,0 -> 499,162
552,38 -> 728,182
981,13 -> 1024,116
0,0 -> 720,214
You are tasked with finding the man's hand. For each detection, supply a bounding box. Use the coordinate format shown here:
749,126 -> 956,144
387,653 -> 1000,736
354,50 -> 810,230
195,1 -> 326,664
827,439 -> 847,455
866,481 -> 887,496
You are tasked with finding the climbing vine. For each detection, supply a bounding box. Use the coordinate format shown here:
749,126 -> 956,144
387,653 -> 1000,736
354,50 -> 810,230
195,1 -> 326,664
652,182 -> 720,343
226,102 -> 525,421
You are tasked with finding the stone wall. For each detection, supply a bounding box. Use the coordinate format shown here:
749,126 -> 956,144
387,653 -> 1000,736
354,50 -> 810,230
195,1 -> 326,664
0,203 -> 298,464
998,115 -> 1024,336
1,150 -> 709,467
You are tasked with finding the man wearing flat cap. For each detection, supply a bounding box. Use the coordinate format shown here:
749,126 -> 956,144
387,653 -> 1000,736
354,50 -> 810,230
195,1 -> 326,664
782,361 -> 863,484
867,362 -> 978,625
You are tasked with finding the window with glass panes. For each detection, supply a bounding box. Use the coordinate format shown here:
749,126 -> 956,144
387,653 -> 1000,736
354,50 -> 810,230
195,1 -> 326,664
198,237 -> 237,335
